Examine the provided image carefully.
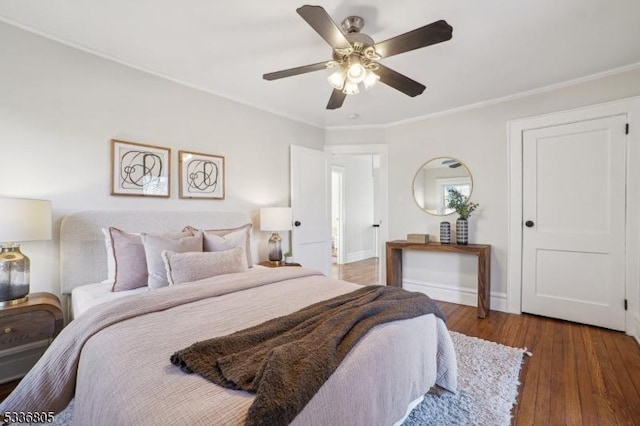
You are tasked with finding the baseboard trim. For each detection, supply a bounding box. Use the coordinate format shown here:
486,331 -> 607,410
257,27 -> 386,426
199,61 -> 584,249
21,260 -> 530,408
629,313 -> 640,344
345,249 -> 376,264
403,279 -> 508,313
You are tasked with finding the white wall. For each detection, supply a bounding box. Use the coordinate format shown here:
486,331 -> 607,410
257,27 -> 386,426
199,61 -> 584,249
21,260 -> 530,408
327,66 -> 640,314
0,22 -> 325,298
326,127 -> 386,146
331,155 -> 375,263
3,18 -> 640,329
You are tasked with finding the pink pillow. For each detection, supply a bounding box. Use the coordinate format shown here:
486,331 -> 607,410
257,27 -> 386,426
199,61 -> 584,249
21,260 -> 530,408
141,231 -> 203,289
109,228 -> 190,292
162,246 -> 248,285
184,224 -> 253,267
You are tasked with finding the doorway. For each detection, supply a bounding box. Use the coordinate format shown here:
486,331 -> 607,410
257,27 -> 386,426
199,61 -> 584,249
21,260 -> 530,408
329,154 -> 377,263
326,145 -> 388,285
508,97 -> 640,334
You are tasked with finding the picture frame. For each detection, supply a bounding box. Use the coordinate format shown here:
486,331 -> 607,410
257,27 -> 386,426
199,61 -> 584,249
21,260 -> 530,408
110,139 -> 170,197
178,150 -> 225,200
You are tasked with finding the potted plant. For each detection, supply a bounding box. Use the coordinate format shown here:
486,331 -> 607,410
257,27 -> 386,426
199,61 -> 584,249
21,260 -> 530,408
283,250 -> 293,264
447,188 -> 478,245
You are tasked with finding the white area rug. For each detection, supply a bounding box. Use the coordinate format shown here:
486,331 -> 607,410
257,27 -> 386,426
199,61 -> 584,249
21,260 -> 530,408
403,331 -> 529,426
45,331 -> 528,426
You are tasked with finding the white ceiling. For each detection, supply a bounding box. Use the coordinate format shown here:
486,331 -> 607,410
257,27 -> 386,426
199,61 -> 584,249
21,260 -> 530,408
1,0 -> 639,128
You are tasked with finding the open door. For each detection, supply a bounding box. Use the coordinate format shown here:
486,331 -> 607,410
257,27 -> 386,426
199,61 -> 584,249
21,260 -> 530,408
290,145 -> 332,276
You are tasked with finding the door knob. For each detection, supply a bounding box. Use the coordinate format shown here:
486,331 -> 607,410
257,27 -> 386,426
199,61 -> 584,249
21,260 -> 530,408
525,220 -> 534,228
294,221 -> 301,227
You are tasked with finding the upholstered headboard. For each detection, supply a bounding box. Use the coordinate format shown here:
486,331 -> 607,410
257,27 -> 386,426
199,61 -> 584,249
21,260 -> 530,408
59,210 -> 252,294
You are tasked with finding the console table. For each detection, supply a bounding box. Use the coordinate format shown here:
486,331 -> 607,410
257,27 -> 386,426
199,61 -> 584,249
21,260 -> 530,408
386,241 -> 491,318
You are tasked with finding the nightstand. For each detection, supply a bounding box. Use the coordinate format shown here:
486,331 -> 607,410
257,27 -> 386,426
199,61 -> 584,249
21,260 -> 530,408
0,292 -> 63,383
258,261 -> 302,267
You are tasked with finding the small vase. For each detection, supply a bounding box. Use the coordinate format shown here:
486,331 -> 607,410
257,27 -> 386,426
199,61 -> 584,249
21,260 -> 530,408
456,219 -> 469,245
440,222 -> 451,244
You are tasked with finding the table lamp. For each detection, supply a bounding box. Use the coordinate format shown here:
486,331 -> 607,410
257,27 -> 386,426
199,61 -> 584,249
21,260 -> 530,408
0,197 -> 52,306
260,207 -> 292,265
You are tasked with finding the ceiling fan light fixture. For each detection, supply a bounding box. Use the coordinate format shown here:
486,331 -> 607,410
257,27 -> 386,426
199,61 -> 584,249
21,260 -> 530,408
343,80 -> 360,95
263,6 -> 453,110
346,55 -> 366,83
328,69 -> 346,90
363,69 -> 380,90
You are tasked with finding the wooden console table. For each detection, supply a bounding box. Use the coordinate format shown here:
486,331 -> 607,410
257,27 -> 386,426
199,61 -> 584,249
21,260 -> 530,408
386,241 -> 491,318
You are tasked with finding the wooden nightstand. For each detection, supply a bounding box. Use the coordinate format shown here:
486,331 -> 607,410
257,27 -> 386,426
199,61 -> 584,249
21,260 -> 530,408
258,261 -> 302,267
0,292 -> 63,383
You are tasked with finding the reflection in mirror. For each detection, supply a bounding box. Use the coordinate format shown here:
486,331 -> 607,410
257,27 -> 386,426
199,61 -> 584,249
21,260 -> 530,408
412,157 -> 472,215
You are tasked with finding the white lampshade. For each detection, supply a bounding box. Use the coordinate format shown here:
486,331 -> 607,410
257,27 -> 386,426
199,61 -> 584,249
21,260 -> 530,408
327,69 -> 346,90
363,70 -> 380,89
0,198 -> 52,242
343,80 -> 360,95
346,56 -> 366,83
260,207 -> 292,232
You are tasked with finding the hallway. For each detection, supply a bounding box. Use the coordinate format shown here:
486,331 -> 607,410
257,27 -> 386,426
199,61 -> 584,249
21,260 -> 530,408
331,257 -> 379,285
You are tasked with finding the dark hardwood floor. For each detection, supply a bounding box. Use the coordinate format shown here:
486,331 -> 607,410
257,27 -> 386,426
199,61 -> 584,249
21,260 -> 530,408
3,259 -> 639,425
336,257 -> 640,425
0,378 -> 18,402
439,302 -> 640,425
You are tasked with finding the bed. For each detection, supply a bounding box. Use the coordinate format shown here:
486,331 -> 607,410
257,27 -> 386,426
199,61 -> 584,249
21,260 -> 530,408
0,210 -> 457,425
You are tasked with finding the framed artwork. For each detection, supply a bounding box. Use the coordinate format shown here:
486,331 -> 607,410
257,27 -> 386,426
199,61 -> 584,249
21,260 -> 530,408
179,150 -> 225,199
110,139 -> 170,197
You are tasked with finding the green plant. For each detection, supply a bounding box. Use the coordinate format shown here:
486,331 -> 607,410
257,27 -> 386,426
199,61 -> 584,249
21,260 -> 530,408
447,188 -> 478,220
283,250 -> 293,258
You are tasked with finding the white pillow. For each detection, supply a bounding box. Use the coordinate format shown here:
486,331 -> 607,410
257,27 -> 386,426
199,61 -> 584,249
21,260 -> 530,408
162,246 -> 248,285
141,231 -> 203,289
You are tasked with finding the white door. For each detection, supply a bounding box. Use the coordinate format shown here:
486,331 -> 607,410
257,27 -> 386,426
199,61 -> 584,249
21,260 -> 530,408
522,115 -> 627,330
331,166 -> 346,265
290,145 -> 332,276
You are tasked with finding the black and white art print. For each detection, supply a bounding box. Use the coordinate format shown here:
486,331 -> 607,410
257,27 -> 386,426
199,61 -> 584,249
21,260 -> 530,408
111,139 -> 170,197
179,150 -> 225,199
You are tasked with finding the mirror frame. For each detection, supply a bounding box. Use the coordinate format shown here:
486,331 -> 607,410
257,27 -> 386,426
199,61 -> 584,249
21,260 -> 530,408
411,156 -> 474,216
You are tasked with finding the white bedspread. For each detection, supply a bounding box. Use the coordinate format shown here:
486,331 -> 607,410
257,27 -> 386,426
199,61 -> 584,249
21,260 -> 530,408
3,267 -> 457,425
71,281 -> 148,318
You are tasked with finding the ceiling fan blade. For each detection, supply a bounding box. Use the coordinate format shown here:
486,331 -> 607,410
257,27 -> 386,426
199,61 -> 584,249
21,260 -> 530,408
263,61 -> 329,81
375,20 -> 453,58
326,89 -> 347,110
297,5 -> 352,50
376,64 -> 426,97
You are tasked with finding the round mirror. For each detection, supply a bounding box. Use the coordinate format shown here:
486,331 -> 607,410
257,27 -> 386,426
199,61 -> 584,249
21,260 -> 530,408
412,157 -> 473,215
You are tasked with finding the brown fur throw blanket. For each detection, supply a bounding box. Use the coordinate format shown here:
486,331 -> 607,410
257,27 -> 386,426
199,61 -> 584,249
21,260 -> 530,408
170,285 -> 444,426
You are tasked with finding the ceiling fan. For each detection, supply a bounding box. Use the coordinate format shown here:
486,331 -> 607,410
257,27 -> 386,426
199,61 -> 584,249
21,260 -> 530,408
263,5 -> 453,110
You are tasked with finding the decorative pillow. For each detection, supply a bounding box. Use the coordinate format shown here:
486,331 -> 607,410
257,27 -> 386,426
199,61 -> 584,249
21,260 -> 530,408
184,224 -> 253,267
141,231 -> 203,289
109,228 -> 191,292
109,228 -> 147,292
162,246 -> 248,285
